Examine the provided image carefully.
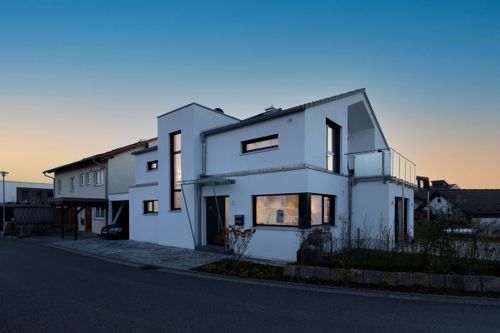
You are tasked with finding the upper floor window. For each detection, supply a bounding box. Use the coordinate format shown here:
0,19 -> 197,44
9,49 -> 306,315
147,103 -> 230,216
170,131 -> 182,210
79,173 -> 84,186
94,170 -> 104,186
70,176 -> 75,192
326,119 -> 341,173
86,172 -> 91,185
57,179 -> 61,194
241,134 -> 278,153
147,160 -> 158,171
143,200 -> 159,214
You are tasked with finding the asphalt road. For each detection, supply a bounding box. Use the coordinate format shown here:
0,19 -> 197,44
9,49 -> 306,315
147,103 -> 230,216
1,239 -> 499,333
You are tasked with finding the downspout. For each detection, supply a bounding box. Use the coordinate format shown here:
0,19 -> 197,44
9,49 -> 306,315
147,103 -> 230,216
197,134 -> 208,247
43,171 -> 55,193
93,158 -> 109,225
348,176 -> 353,249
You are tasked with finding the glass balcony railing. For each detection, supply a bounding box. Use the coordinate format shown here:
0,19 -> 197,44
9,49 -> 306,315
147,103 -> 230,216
346,148 -> 416,186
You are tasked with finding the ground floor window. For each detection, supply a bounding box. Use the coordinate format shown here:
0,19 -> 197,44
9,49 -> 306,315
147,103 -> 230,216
143,200 -> 159,214
255,194 -> 299,226
254,193 -> 336,228
95,207 -> 106,219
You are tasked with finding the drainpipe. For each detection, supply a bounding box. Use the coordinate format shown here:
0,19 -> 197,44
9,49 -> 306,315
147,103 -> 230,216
93,158 -> 109,225
197,134 -> 208,247
348,176 -> 353,249
42,171 -> 55,193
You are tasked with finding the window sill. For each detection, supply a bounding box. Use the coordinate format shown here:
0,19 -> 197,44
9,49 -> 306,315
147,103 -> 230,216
146,169 -> 158,172
143,213 -> 158,216
240,147 -> 279,156
253,225 -> 298,231
169,210 -> 182,213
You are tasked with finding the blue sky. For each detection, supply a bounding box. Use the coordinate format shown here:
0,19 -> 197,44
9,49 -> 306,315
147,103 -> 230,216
1,0 -> 500,187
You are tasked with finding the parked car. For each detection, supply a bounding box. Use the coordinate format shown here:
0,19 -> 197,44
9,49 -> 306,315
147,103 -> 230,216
101,224 -> 128,239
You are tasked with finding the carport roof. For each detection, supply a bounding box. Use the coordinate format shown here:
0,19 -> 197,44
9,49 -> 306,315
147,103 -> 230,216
48,197 -> 108,207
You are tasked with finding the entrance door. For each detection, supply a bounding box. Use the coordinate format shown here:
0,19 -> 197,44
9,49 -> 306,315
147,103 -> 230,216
395,197 -> 408,242
85,208 -> 92,232
206,196 -> 228,246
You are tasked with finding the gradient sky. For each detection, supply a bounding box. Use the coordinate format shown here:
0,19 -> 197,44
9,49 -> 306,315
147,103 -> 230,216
1,0 -> 499,188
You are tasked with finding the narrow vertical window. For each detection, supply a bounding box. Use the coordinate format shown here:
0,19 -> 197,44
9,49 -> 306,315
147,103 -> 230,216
326,119 -> 341,173
170,131 -> 182,210
70,176 -> 75,192
79,173 -> 84,186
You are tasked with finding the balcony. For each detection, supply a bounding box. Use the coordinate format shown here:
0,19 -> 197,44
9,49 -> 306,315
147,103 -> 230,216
346,148 -> 416,187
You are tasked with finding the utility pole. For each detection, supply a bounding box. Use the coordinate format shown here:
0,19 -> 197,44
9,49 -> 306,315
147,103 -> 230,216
1,171 -> 9,237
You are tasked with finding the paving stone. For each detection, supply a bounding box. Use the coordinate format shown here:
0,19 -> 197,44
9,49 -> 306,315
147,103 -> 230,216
330,268 -> 343,282
381,272 -> 397,286
429,274 -> 445,289
413,273 -> 429,288
396,272 -> 413,287
362,270 -> 382,285
481,276 -> 500,293
445,274 -> 464,290
298,266 -> 315,279
343,269 -> 363,284
464,275 -> 481,292
313,267 -> 331,281
283,265 -> 298,278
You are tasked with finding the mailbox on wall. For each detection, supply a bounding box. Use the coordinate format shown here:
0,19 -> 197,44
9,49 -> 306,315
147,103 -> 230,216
234,215 -> 244,226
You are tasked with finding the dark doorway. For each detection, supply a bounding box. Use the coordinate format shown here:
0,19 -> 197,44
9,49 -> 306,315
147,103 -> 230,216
111,201 -> 129,239
206,196 -> 228,246
395,197 -> 408,242
84,208 -> 92,232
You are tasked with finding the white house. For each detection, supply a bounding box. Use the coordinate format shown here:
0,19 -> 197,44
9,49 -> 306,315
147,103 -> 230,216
128,89 -> 416,261
43,139 -> 156,234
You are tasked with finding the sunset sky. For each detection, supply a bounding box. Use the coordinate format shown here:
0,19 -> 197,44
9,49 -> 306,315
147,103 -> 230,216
1,0 -> 499,188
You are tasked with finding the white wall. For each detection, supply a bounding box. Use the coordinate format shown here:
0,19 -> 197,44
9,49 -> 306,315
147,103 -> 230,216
134,150 -> 159,185
206,112 -> 305,175
54,164 -> 106,199
0,181 -> 52,203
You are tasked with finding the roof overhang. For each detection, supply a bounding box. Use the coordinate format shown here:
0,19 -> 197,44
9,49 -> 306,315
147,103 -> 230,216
48,197 -> 108,207
181,176 -> 235,187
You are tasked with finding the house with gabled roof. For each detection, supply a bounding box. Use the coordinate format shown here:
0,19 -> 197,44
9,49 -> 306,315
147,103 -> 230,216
128,89 -> 416,260
43,138 -> 156,236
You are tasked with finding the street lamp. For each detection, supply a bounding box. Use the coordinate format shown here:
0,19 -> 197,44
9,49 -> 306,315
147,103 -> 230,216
1,171 -> 8,237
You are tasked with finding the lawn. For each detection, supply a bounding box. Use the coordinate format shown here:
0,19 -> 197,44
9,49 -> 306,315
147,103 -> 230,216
318,249 -> 500,276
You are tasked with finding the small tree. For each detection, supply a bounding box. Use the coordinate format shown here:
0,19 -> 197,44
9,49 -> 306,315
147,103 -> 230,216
226,225 -> 256,260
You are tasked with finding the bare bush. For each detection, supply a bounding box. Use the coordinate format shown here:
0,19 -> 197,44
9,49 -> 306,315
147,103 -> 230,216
226,226 -> 256,260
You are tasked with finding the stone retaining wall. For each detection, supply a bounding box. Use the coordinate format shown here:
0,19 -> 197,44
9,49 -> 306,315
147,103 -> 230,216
283,265 -> 500,294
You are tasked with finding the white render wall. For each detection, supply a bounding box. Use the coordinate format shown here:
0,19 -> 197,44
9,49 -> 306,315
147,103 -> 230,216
134,150 -> 159,185
54,165 -> 106,199
1,181 -> 53,203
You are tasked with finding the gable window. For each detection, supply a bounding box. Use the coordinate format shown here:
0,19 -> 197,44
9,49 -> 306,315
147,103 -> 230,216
242,134 -> 278,153
311,194 -> 335,226
170,131 -> 182,210
86,172 -> 91,185
94,207 -> 105,219
143,200 -> 159,214
57,179 -> 61,194
326,119 -> 341,173
79,173 -> 84,186
70,176 -> 75,192
94,170 -> 104,186
147,160 -> 158,171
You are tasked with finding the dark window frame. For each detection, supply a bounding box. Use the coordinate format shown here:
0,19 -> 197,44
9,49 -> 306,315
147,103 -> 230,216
241,134 -> 279,154
143,200 -> 159,214
326,119 -> 341,174
170,131 -> 182,210
147,160 -> 158,171
252,192 -> 336,229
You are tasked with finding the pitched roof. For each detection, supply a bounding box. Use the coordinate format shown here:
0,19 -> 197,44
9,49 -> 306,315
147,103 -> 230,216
201,88 -> 367,137
44,138 -> 157,173
436,189 -> 500,217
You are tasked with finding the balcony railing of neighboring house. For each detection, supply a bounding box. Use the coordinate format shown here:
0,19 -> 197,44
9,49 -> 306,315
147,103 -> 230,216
345,148 -> 416,187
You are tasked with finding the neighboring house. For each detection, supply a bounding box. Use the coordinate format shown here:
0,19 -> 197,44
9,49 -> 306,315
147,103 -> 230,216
43,139 -> 156,234
428,190 -> 500,224
0,181 -> 53,204
128,89 -> 416,261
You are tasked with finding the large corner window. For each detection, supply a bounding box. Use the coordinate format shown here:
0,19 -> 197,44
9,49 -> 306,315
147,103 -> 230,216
143,200 -> 159,214
242,134 -> 278,153
326,119 -> 341,173
311,194 -> 335,226
170,131 -> 182,210
255,194 -> 299,226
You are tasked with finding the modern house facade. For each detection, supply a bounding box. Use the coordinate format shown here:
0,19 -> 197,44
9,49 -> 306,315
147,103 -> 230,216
43,139 -> 156,234
128,89 -> 416,261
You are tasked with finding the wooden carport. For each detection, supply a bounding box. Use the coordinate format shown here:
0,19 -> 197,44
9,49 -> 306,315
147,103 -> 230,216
48,197 -> 108,240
